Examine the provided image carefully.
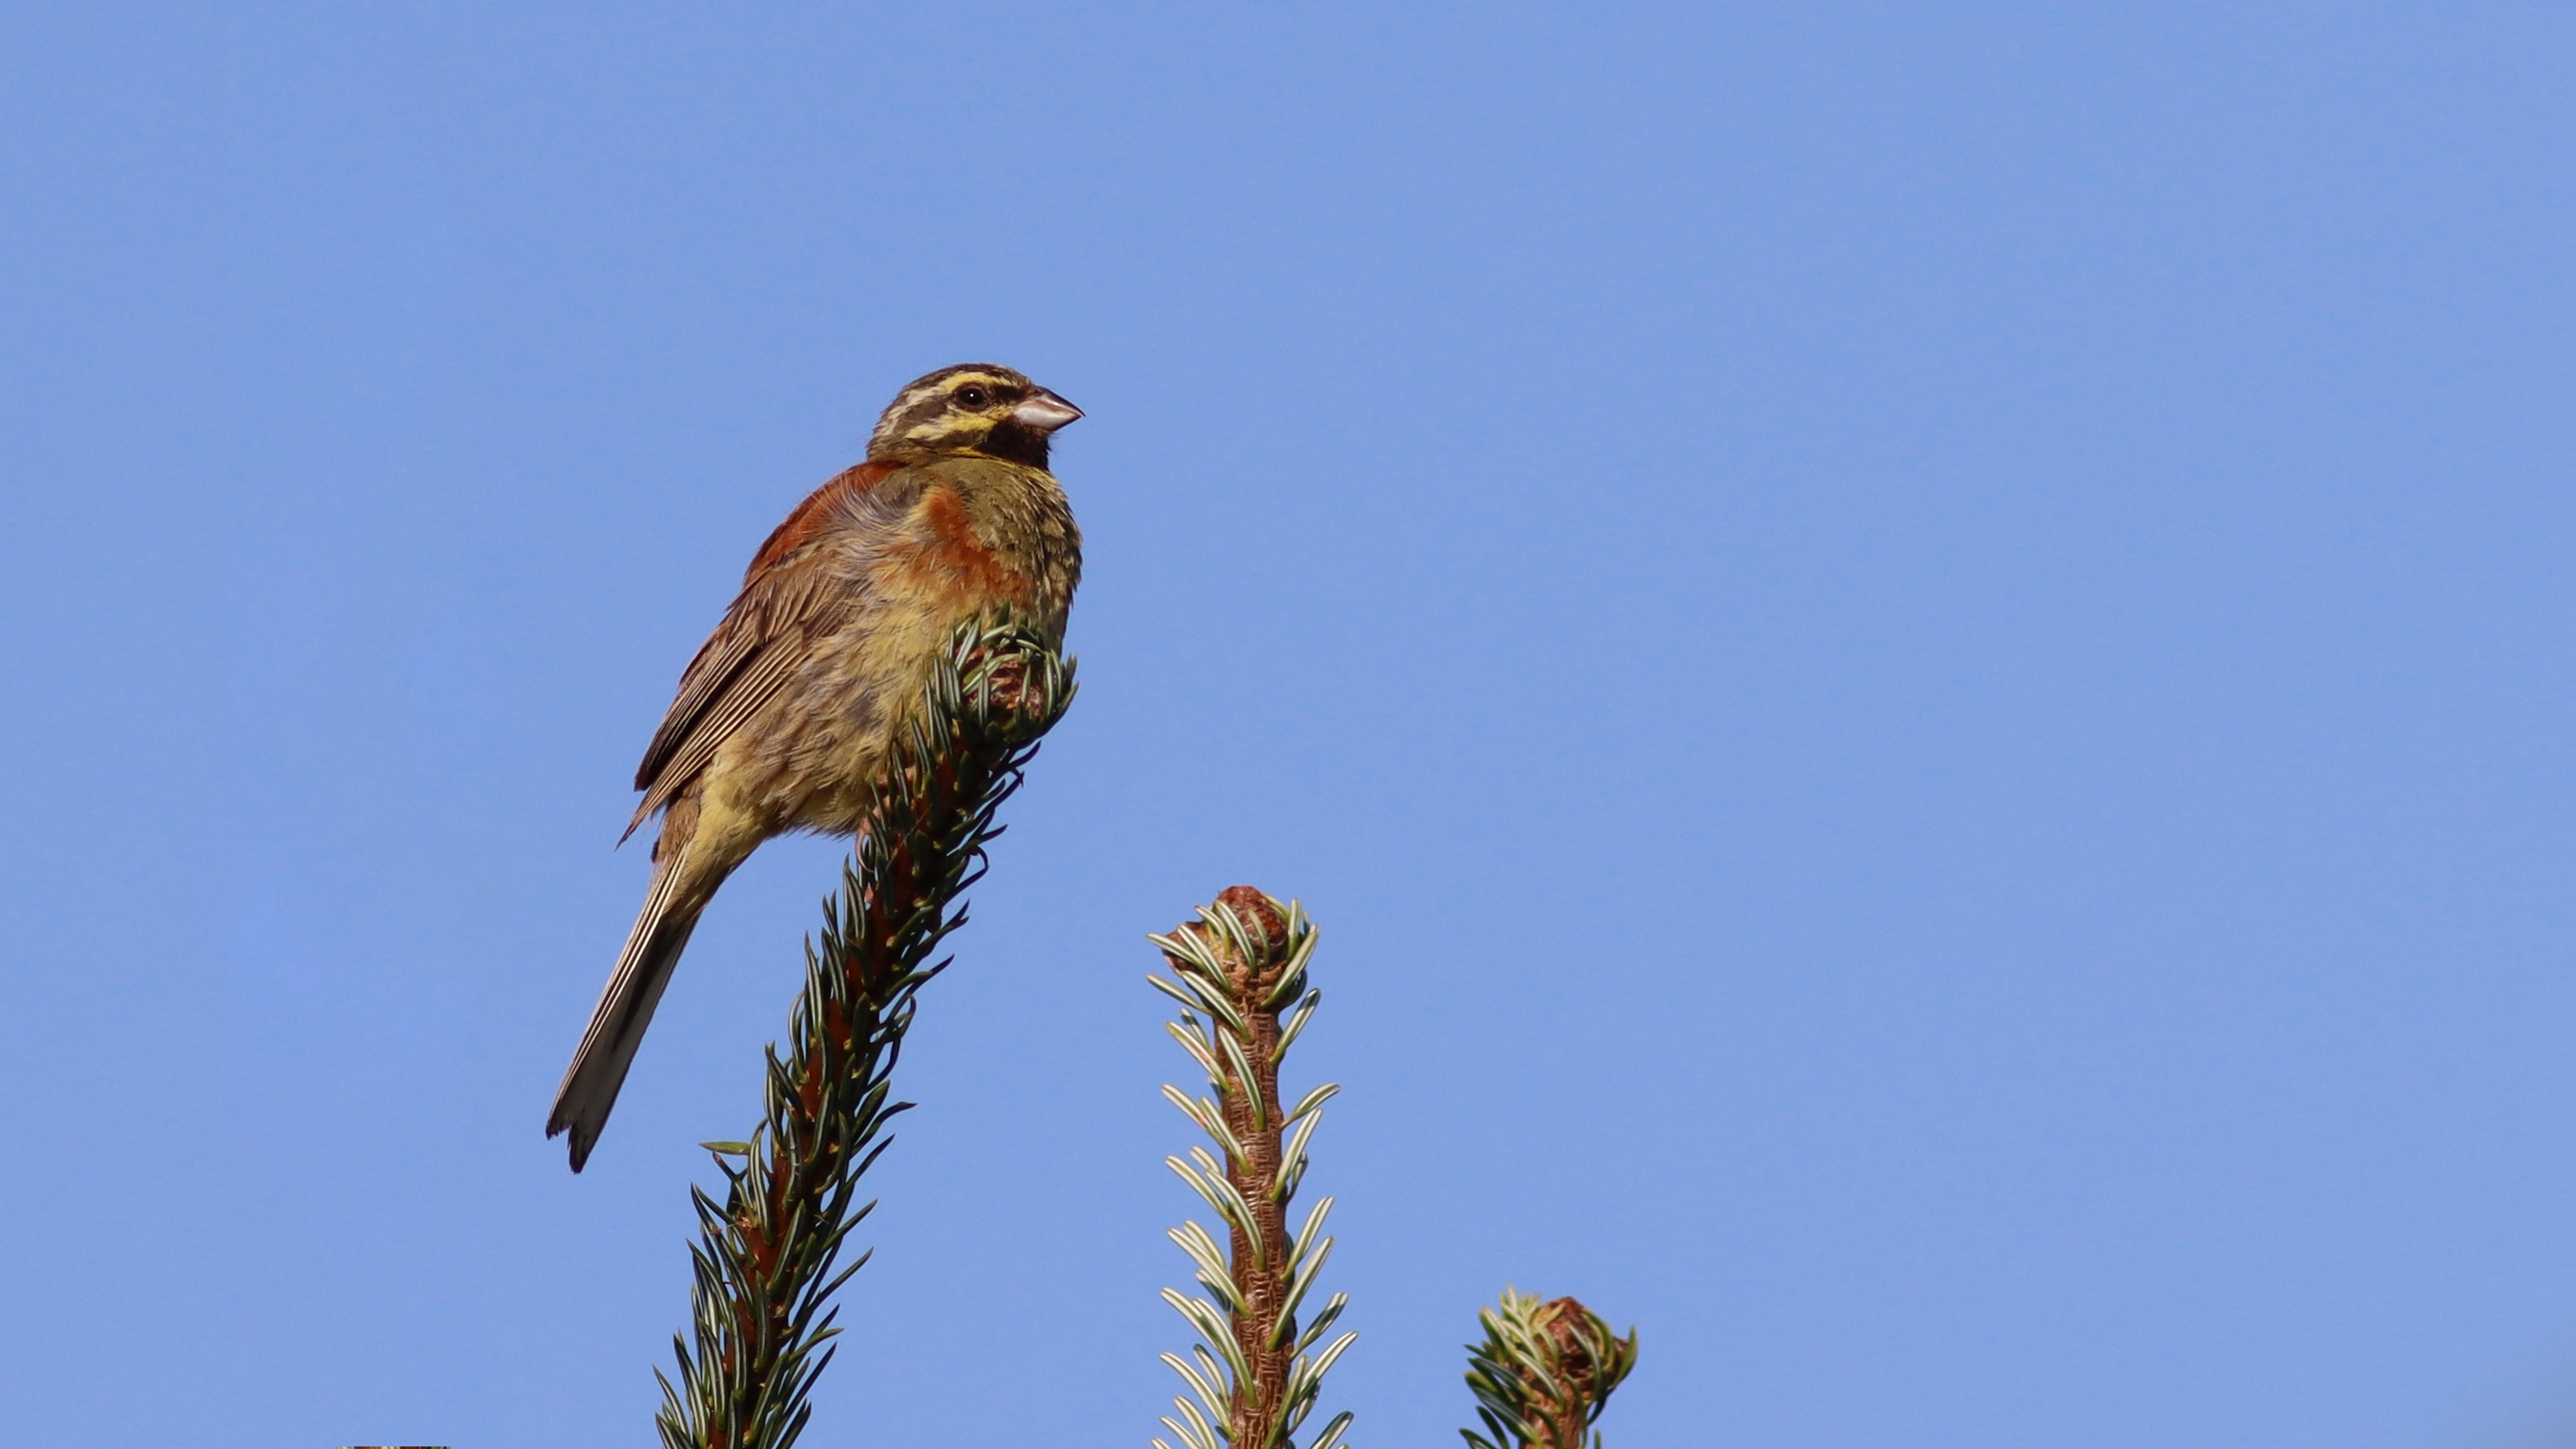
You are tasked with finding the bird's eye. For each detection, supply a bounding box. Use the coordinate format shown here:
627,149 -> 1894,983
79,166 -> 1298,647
957,385 -> 989,409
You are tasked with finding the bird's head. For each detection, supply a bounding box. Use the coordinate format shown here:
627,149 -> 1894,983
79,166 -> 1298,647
866,363 -> 1083,469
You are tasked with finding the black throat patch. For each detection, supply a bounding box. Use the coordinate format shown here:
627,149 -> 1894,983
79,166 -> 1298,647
976,418 -> 1053,469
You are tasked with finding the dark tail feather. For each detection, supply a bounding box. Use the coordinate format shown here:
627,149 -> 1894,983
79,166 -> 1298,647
549,860 -> 710,1172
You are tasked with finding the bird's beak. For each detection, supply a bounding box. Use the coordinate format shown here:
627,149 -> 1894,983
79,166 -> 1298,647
1011,390 -> 1084,433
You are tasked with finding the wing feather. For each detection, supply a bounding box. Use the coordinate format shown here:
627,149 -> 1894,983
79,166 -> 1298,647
632,626 -> 762,793
622,462 -> 920,840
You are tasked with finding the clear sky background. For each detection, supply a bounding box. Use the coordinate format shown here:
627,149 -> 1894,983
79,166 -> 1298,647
4,4 -> 2573,1446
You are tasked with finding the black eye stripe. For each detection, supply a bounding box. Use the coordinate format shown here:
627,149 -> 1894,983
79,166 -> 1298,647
867,365 -> 1046,457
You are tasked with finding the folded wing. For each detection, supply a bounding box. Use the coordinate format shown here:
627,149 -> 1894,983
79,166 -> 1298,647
624,460 -> 923,841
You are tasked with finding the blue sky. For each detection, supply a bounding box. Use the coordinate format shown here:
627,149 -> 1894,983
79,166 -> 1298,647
5,3 -> 2574,1446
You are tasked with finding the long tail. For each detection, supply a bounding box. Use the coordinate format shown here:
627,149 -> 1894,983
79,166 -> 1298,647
549,847 -> 721,1172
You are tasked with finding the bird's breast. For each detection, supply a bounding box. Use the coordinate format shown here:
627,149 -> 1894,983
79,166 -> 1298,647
898,486 -> 1035,607
888,461 -> 1079,634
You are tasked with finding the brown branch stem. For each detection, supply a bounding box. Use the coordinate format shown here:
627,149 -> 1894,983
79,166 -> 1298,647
1151,888 -> 1353,1449
1190,888 -> 1297,1449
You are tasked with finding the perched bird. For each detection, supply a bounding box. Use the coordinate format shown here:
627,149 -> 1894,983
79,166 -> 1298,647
549,364 -> 1083,1172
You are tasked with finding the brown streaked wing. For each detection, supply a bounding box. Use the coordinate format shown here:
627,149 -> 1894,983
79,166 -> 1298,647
623,463 -> 924,839
630,624 -> 758,795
